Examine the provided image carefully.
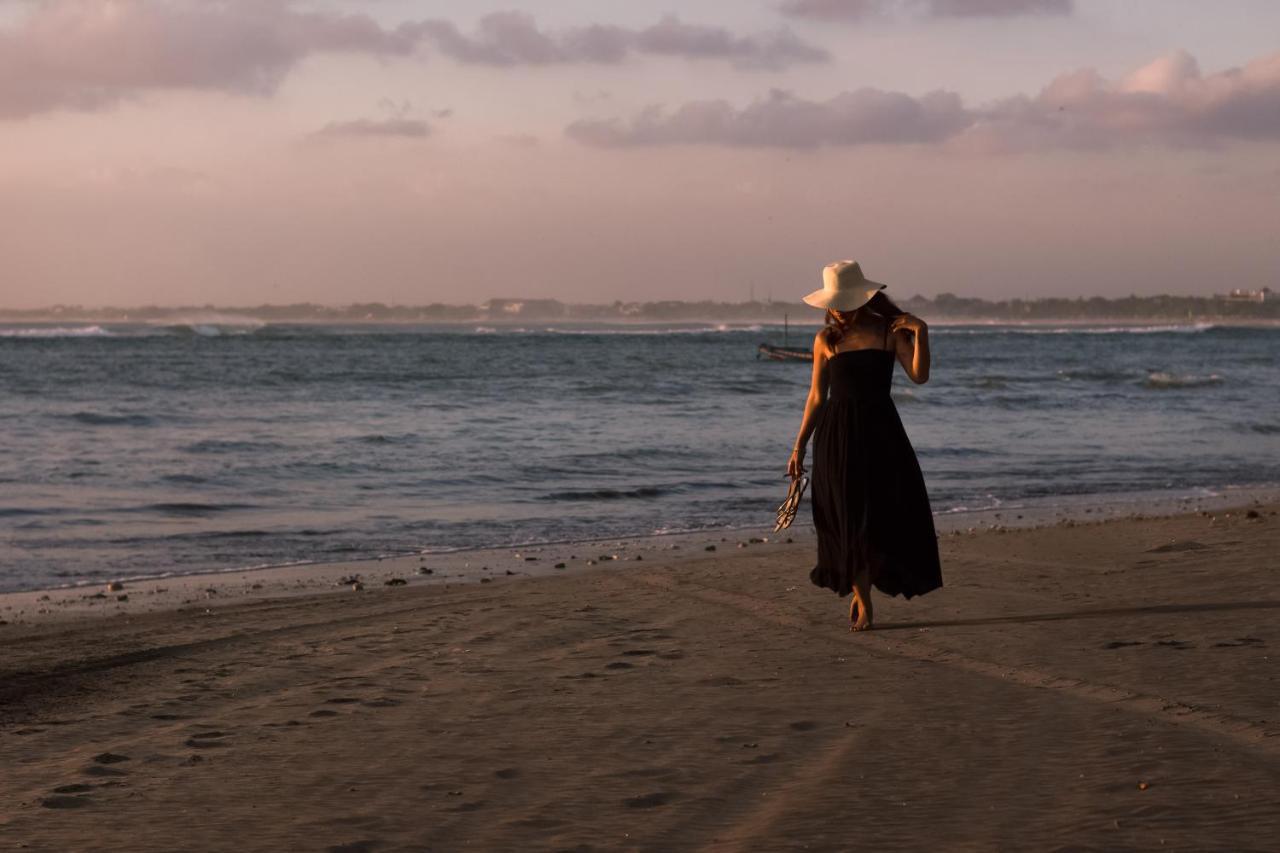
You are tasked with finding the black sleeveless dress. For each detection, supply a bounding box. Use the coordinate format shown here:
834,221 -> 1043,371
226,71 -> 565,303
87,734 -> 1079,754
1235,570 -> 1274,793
808,323 -> 943,600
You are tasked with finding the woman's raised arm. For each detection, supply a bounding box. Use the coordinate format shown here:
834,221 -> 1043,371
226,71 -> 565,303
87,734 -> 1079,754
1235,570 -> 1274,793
889,313 -> 930,384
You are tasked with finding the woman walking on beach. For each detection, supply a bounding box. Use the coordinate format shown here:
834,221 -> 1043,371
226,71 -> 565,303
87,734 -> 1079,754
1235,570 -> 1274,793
788,260 -> 943,631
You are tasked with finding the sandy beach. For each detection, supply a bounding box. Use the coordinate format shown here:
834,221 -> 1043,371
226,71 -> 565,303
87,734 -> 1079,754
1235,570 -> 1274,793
3,502 -> 1278,851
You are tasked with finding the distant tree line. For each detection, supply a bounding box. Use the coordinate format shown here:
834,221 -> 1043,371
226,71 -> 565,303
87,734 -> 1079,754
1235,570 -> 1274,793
3,293 -> 1276,323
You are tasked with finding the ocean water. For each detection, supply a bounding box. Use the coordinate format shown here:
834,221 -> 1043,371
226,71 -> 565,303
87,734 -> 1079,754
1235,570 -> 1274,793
1,319 -> 1277,592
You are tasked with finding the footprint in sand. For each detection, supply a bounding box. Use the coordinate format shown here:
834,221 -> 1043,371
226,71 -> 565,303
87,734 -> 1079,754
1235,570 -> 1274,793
605,662 -> 634,670
326,841 -> 382,853
310,709 -> 340,718
185,731 -> 229,749
623,792 -> 676,809
621,649 -> 656,657
83,765 -> 128,778
41,795 -> 93,809
52,784 -> 95,794
1155,639 -> 1194,650
1213,637 -> 1265,648
92,752 -> 130,765
1104,640 -> 1144,649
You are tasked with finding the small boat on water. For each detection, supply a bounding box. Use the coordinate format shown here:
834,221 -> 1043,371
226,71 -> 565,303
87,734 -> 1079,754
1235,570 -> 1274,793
757,313 -> 813,361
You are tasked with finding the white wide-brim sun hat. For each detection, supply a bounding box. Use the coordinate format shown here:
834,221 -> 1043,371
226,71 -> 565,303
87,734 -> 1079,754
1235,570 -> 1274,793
802,260 -> 887,311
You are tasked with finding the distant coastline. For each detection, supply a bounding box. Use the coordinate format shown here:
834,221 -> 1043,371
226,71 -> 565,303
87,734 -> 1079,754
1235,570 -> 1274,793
2,293 -> 1277,325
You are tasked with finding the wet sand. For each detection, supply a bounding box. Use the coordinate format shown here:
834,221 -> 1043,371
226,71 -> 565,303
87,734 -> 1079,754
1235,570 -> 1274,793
2,503 -> 1278,851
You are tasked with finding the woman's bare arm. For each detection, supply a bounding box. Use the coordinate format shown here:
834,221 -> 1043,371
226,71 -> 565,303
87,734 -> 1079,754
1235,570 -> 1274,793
889,313 -> 930,384
788,330 -> 830,476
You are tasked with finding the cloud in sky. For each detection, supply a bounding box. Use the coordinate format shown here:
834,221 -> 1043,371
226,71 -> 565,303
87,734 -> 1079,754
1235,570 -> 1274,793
0,0 -> 419,119
779,0 -> 1072,21
568,88 -> 969,147
568,50 -> 1280,151
308,118 -> 433,141
0,2 -> 829,120
407,12 -> 828,71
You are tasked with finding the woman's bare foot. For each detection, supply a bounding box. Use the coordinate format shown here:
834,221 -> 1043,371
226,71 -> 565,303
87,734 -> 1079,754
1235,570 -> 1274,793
849,575 -> 873,632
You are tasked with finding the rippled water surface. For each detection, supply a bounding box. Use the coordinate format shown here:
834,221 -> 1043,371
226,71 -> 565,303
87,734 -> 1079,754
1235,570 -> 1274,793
1,320 -> 1277,591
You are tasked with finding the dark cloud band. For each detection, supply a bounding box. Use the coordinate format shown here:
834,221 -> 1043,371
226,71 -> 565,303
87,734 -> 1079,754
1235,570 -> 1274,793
780,0 -> 1072,21
0,3 -> 828,120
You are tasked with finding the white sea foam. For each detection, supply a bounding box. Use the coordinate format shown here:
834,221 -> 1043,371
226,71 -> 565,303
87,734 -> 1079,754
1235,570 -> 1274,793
155,313 -> 266,336
539,324 -> 765,335
0,325 -> 112,338
937,322 -> 1217,335
1143,371 -> 1224,389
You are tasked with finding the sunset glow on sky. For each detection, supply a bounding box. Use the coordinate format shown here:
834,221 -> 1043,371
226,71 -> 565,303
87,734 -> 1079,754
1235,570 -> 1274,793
2,0 -> 1279,307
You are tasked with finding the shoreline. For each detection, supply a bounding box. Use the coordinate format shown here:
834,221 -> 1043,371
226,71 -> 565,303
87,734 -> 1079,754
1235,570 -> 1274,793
4,317 -> 1279,329
3,497 -> 1278,849
4,483 -> 1276,627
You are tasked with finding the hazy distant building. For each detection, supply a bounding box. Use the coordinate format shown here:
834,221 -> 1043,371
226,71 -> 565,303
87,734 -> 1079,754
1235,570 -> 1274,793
1214,287 -> 1271,303
482,298 -> 568,319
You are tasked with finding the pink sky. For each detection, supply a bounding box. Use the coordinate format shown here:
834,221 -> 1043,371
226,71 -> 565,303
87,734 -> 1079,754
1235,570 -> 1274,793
1,0 -> 1278,308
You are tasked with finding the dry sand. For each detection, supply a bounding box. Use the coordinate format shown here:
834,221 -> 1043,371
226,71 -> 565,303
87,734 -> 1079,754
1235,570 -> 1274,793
2,503 -> 1278,851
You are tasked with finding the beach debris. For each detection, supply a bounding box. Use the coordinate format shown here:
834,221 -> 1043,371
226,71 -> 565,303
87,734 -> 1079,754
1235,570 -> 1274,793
351,582 -> 364,591
525,556 -> 538,561
785,537 -> 793,543
336,575 -> 361,586
1138,781 -> 1150,791
92,753 -> 130,765
116,594 -> 129,602
737,542 -> 747,548
749,537 -> 765,544
505,569 -> 516,575
384,578 -> 407,586
106,581 -> 125,593
417,566 -> 433,575
705,545 -> 716,552
1246,509 -> 1260,519
587,559 -> 596,565
634,555 -> 643,561
480,577 -> 492,583
554,562 -> 566,569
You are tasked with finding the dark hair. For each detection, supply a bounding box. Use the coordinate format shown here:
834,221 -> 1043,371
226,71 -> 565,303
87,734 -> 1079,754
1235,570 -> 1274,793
822,292 -> 907,349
